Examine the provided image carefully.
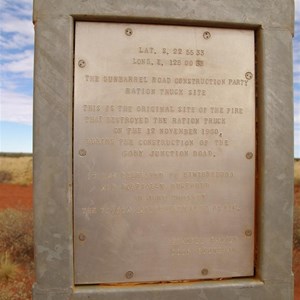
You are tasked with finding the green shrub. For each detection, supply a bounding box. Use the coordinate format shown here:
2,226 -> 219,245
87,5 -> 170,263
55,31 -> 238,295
0,209 -> 33,264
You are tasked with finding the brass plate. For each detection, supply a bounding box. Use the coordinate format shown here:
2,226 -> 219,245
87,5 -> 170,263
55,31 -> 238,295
74,22 -> 255,284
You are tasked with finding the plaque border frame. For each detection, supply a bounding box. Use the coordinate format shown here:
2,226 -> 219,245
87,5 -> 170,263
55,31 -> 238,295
32,1 -> 294,299
73,21 -> 256,284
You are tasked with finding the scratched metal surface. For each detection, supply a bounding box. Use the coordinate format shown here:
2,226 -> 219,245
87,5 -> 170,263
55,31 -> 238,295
73,22 -> 255,284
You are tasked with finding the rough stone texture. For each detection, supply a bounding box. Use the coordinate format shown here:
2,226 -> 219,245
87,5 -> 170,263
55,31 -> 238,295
255,29 -> 294,284
33,0 -> 294,33
33,0 -> 294,299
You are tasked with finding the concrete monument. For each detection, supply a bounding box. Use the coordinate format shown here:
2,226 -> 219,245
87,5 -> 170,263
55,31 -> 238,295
33,0 -> 294,299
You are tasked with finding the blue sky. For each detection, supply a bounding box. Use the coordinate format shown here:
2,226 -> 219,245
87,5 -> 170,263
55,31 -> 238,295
295,0 -> 300,158
0,0 -> 33,153
0,0 -> 300,157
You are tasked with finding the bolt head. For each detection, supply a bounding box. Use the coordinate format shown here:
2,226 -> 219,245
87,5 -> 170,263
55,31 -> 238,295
125,271 -> 134,279
125,28 -> 133,36
245,229 -> 253,237
79,149 -> 87,156
79,233 -> 86,241
246,152 -> 253,159
78,59 -> 86,68
201,268 -> 208,276
203,31 -> 211,39
245,72 -> 253,80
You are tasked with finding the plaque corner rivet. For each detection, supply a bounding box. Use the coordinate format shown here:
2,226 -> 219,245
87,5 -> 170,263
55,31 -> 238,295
203,31 -> 211,39
245,72 -> 253,80
125,270 -> 134,279
246,152 -> 253,159
79,233 -> 86,241
245,229 -> 253,237
201,268 -> 208,276
79,149 -> 87,156
125,28 -> 133,36
78,59 -> 86,68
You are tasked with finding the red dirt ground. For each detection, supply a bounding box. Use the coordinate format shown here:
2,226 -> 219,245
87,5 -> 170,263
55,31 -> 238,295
0,184 -> 32,210
296,186 -> 300,299
295,248 -> 300,299
0,183 -> 300,298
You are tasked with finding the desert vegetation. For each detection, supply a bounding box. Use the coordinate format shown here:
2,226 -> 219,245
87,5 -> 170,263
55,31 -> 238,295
0,154 -> 32,186
296,159 -> 300,186
0,209 -> 34,300
0,153 -> 33,300
294,159 -> 300,248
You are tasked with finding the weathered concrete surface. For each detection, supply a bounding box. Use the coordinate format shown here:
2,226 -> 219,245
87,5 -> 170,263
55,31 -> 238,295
33,0 -> 294,299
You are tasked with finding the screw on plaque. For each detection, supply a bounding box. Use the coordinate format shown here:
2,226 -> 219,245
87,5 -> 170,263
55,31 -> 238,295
125,271 -> 134,279
245,72 -> 253,80
78,59 -> 86,68
201,268 -> 208,276
79,149 -> 87,156
203,31 -> 211,39
78,233 -> 86,241
245,229 -> 253,237
246,152 -> 253,159
125,28 -> 133,36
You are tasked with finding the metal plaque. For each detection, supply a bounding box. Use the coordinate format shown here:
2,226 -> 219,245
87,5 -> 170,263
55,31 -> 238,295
74,22 -> 255,284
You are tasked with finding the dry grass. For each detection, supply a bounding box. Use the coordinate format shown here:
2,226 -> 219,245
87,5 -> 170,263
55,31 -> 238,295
0,155 -> 32,185
295,160 -> 300,186
0,209 -> 34,264
0,209 -> 34,300
0,252 -> 19,281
